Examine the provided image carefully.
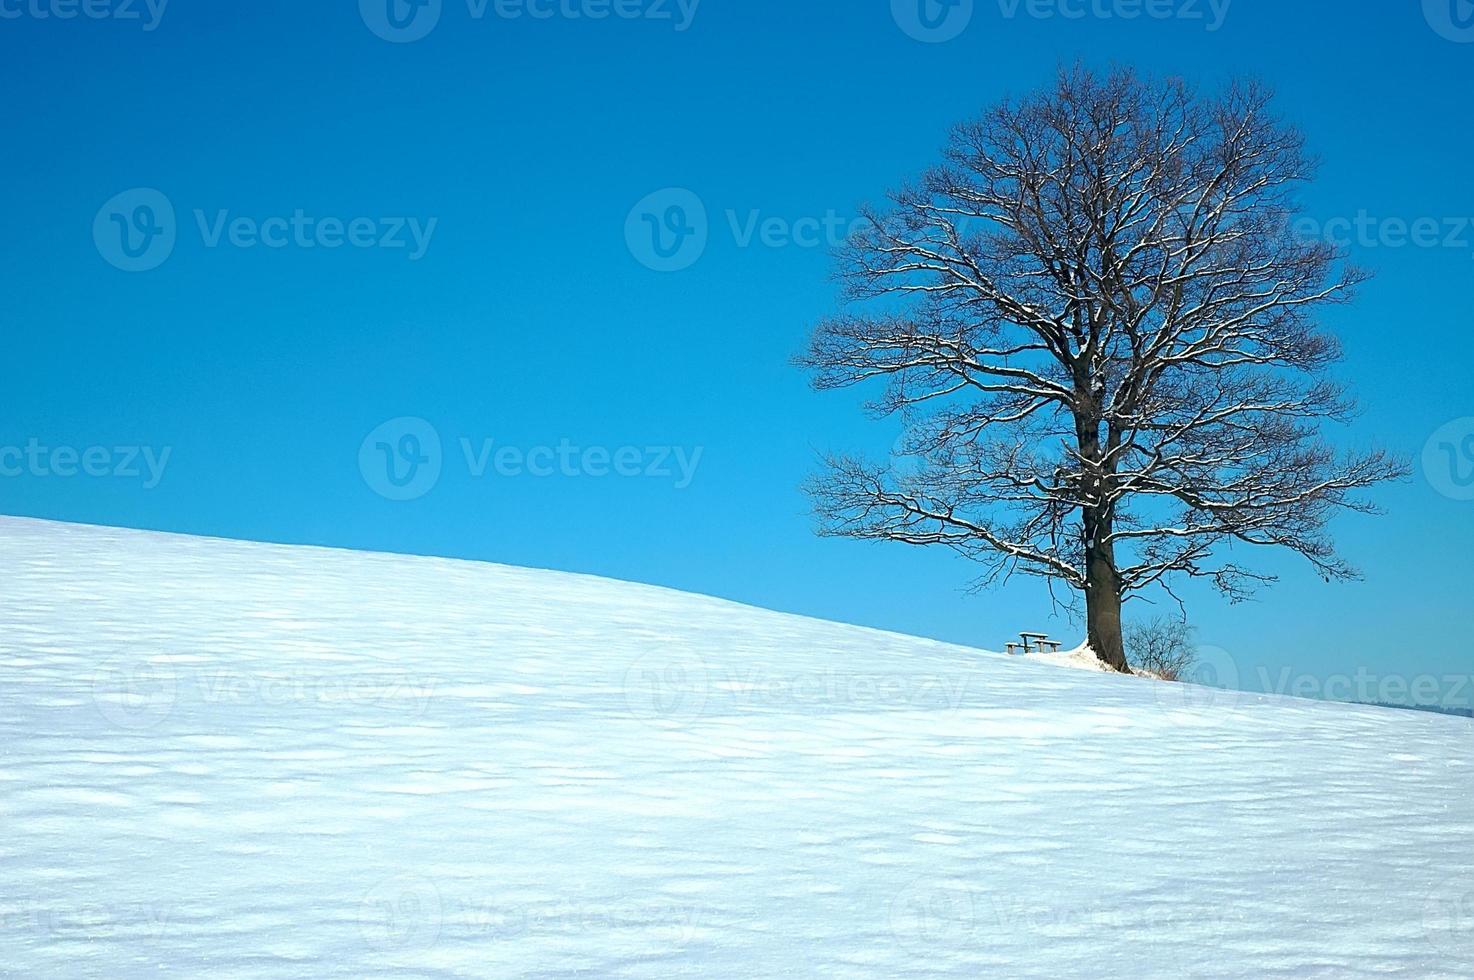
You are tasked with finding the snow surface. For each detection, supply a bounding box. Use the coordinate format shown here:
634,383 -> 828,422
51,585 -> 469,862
2,516 -> 1472,978
1022,643 -> 1122,674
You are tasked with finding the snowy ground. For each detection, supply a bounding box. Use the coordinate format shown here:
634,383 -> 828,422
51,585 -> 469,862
2,517 -> 1472,978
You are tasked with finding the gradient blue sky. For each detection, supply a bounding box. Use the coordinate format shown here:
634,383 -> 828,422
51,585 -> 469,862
2,0 -> 1470,702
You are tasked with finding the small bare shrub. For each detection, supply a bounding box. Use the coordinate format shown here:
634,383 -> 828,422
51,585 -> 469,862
1126,618 -> 1198,681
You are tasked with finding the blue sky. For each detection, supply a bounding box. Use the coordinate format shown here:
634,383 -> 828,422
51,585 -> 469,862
2,0 -> 1470,704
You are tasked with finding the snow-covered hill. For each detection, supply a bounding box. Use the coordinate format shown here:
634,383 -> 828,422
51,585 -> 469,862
2,517 -> 1471,978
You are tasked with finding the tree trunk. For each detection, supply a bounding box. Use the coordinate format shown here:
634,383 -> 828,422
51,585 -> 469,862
1076,402 -> 1131,674
1084,533 -> 1129,673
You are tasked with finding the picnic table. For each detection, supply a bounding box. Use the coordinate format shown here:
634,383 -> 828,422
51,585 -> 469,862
1011,632 -> 1063,655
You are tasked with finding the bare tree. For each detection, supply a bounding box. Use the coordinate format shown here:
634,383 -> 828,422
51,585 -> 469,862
1125,617 -> 1198,682
801,66 -> 1406,673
